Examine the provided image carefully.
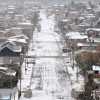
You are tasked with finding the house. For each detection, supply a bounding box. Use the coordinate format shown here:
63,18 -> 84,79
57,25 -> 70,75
91,65 -> 100,99
0,16 -> 6,30
58,18 -> 71,33
0,66 -> 18,88
14,14 -> 25,23
0,65 -> 20,100
0,41 -> 22,65
5,27 -> 23,37
8,34 -> 28,44
67,11 -> 79,20
77,22 -> 91,32
86,28 -> 100,43
65,32 -> 88,49
92,65 -> 100,86
17,21 -> 33,39
86,70 -> 100,99
66,32 -> 87,40
77,42 -> 98,50
0,30 -> 7,45
8,34 -> 29,53
86,28 -> 100,38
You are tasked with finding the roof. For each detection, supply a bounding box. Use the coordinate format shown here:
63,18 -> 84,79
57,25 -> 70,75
4,32 -> 17,37
61,19 -> 70,22
85,14 -> 95,18
8,38 -> 27,44
0,47 -> 20,56
8,34 -> 29,44
78,22 -> 90,27
0,41 -> 21,56
86,28 -> 100,32
6,27 -> 23,35
0,66 -> 16,76
18,22 -> 33,26
0,41 -> 22,52
66,32 -> 88,39
77,43 -> 97,47
9,34 -> 29,40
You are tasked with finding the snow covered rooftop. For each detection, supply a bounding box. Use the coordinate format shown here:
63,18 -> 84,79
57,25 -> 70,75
8,38 -> 27,44
66,32 -> 88,39
78,22 -> 90,27
9,34 -> 29,40
86,28 -> 100,32
0,41 -> 22,53
8,34 -> 29,44
77,43 -> 97,47
85,14 -> 95,18
62,19 -> 70,22
18,22 -> 33,26
5,27 -> 23,35
0,66 -> 16,76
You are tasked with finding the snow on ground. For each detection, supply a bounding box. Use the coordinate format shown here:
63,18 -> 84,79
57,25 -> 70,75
20,9 -> 74,100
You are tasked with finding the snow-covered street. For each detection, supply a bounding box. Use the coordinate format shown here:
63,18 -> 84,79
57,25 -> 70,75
20,9 -> 74,100
1,1 -> 100,100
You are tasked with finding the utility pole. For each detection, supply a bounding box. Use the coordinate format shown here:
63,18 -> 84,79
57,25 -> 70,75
19,53 -> 23,98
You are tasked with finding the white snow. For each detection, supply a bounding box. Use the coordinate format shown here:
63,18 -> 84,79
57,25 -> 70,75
20,9 -> 75,100
66,32 -> 88,39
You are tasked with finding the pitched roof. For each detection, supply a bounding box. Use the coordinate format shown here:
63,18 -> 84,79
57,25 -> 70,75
8,34 -> 29,44
9,34 -> 29,40
66,32 -> 88,39
1,41 -> 22,52
0,41 -> 22,56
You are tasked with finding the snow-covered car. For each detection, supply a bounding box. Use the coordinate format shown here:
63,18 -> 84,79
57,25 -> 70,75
71,82 -> 84,99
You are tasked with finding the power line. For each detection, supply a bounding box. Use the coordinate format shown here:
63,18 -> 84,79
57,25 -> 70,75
24,55 -> 69,58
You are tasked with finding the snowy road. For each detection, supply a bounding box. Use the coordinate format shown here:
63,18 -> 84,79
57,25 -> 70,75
20,10 -> 74,100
